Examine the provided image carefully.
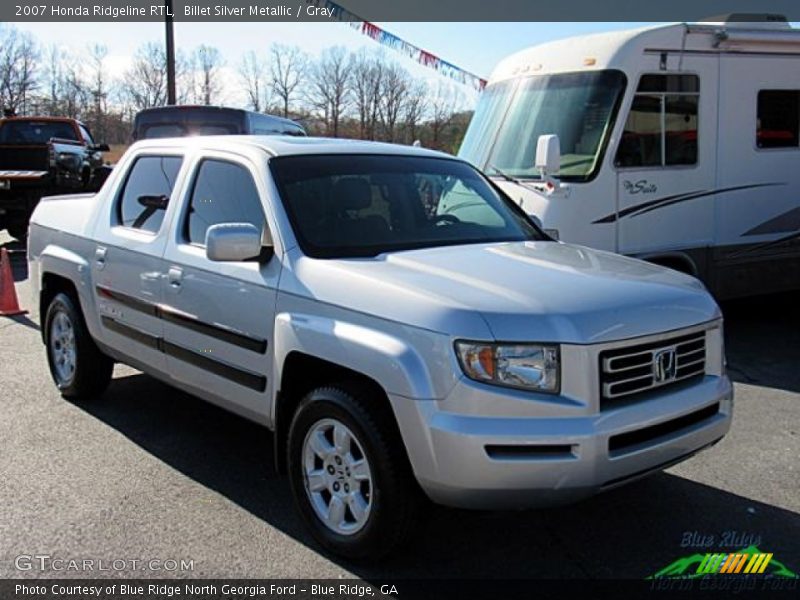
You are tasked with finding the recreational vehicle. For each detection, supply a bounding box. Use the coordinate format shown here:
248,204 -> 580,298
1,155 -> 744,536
459,15 -> 800,298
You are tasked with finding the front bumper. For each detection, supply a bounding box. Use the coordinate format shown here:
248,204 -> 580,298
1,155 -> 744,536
392,374 -> 732,509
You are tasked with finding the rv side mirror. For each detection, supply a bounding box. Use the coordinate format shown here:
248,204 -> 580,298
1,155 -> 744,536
535,134 -> 561,179
205,223 -> 265,262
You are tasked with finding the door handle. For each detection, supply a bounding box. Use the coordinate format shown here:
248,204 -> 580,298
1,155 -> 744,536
94,246 -> 107,269
167,266 -> 183,291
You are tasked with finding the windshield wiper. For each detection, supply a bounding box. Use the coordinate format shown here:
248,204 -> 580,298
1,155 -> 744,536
487,165 -> 540,192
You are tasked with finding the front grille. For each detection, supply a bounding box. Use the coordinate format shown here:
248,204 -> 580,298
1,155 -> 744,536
599,330 -> 706,403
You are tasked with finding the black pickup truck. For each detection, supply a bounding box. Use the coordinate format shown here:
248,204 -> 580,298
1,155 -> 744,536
0,117 -> 109,240
132,105 -> 306,140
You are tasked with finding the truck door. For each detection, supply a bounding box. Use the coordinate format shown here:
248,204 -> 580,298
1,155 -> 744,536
613,64 -> 718,265
160,153 -> 278,423
91,152 -> 185,375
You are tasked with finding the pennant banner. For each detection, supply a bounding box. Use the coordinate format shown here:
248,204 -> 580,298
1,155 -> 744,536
307,0 -> 488,91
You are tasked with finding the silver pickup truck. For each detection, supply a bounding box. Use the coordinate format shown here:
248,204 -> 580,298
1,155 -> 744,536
28,136 -> 732,559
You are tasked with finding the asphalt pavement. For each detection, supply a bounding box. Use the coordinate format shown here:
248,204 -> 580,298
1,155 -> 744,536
1,231 -> 798,581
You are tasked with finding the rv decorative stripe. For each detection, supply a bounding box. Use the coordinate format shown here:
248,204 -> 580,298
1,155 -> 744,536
96,285 -> 267,354
100,316 -> 267,392
592,183 -> 784,224
727,230 -> 800,258
743,206 -> 800,236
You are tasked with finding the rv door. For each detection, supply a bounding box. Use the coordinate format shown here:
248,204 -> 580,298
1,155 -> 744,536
711,53 -> 800,297
612,62 -> 718,266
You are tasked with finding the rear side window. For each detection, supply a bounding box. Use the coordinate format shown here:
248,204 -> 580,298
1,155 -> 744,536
615,74 -> 699,168
757,90 -> 799,149
117,155 -> 183,233
184,160 -> 265,246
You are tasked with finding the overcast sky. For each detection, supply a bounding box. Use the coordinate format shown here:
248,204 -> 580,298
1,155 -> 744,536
15,21 -> 650,108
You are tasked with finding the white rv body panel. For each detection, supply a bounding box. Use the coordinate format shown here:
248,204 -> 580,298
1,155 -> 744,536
463,19 -> 800,297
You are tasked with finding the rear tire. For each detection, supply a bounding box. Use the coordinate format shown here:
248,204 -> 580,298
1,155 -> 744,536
287,383 -> 421,560
44,292 -> 113,399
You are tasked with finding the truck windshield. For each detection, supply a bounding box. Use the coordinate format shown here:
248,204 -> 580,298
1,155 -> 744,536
270,154 -> 545,259
0,120 -> 78,144
459,70 -> 626,181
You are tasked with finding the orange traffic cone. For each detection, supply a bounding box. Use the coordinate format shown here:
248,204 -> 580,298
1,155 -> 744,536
0,247 -> 27,316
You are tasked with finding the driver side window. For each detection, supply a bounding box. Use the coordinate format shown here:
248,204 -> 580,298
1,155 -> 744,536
184,159 -> 266,246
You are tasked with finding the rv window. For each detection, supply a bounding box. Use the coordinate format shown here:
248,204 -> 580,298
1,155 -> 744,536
757,91 -> 799,149
615,74 -> 699,168
460,70 -> 626,181
637,75 -> 699,94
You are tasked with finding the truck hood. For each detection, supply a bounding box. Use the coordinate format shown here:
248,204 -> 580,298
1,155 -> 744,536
290,241 -> 720,344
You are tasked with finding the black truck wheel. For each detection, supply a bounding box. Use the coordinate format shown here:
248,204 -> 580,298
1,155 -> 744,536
287,383 -> 421,560
44,292 -> 113,399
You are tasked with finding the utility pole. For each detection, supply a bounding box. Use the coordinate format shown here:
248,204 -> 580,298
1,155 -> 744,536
165,0 -> 176,104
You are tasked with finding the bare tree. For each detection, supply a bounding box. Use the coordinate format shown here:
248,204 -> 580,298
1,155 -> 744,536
63,59 -> 89,119
270,44 -> 306,118
0,25 -> 472,147
350,49 -> 385,140
402,79 -> 428,144
42,44 -> 63,115
378,63 -> 411,142
121,42 -> 168,110
307,47 -> 351,137
87,44 -> 109,138
174,50 -> 195,105
239,50 -> 270,112
0,25 -> 39,115
194,45 -> 223,105
428,82 -> 458,148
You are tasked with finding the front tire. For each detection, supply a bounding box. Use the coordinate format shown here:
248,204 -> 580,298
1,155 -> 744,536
44,292 -> 113,399
287,384 -> 420,560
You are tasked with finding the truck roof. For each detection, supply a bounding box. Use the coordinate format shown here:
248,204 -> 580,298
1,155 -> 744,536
135,104 -> 299,125
128,135 -> 454,159
0,116 -> 83,125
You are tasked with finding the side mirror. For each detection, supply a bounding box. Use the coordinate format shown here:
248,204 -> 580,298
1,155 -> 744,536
535,134 -> 561,190
92,143 -> 110,152
205,223 -> 265,262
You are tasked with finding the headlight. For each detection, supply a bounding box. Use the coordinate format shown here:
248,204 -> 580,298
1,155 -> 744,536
56,153 -> 78,166
455,341 -> 560,393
